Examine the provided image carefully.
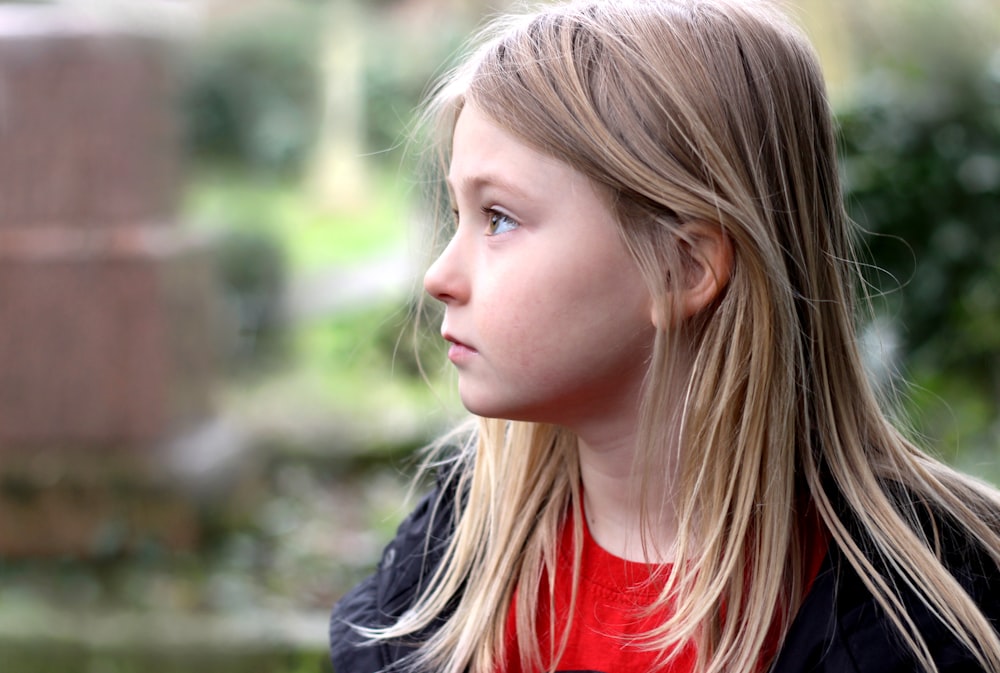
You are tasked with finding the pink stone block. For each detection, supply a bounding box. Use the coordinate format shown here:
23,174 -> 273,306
0,28 -> 179,228
0,228 -> 217,447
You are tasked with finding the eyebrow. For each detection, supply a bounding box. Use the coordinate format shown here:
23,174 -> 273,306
446,172 -> 534,202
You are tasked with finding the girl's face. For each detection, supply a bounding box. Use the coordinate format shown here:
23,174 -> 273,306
424,104 -> 656,431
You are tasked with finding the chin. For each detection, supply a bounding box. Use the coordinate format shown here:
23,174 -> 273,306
461,400 -> 553,426
458,385 -> 562,424
462,402 -> 512,421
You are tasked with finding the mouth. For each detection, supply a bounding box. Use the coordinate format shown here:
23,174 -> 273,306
442,332 -> 478,362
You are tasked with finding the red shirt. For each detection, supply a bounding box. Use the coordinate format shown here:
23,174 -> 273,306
501,515 -> 827,673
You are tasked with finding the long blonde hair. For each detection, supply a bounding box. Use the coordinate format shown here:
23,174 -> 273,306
368,1 -> 1000,672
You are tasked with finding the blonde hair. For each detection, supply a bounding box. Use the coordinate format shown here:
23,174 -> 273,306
368,1 -> 1000,672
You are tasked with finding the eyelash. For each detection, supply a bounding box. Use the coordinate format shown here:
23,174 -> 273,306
481,207 -> 518,236
449,206 -> 519,236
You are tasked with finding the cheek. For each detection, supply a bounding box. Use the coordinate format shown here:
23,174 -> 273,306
506,283 -> 642,372
470,239 -> 652,370
480,291 -> 546,369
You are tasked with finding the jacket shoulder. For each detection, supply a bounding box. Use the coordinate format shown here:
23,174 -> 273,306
772,514 -> 1000,673
329,479 -> 459,673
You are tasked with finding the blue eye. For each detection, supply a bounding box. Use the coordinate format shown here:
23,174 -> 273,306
485,208 -> 518,236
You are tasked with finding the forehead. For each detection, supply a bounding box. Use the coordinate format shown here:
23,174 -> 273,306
447,103 -> 595,202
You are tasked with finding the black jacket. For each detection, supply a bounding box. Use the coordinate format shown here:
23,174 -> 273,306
330,485 -> 1000,673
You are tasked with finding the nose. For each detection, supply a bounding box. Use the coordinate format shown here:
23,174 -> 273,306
423,233 -> 468,304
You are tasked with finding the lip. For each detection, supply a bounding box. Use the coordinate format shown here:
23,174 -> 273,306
442,332 -> 478,363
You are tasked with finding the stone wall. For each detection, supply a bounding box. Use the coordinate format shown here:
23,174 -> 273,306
0,7 -> 218,555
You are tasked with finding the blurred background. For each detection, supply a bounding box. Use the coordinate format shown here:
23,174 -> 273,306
0,0 -> 996,671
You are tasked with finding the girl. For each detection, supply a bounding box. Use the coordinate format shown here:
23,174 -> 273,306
330,1 -> 1000,672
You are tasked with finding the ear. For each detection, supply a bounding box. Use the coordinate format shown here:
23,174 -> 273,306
652,221 -> 733,327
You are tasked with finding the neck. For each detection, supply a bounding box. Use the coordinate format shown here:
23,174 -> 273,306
573,417 -> 679,564
560,341 -> 691,564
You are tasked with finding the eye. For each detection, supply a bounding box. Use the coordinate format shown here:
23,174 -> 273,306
484,208 -> 519,236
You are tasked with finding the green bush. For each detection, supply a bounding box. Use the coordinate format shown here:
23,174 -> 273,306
213,227 -> 289,370
360,14 -> 469,163
0,640 -> 332,673
179,4 -> 325,176
840,59 -> 1000,383
837,6 -> 1000,455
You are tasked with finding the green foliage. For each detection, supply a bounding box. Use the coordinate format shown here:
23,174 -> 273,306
840,62 -> 1000,380
179,4 -> 325,176
292,302 -> 448,406
185,169 -> 415,373
186,172 -> 407,272
213,227 -> 289,369
361,14 -> 469,163
0,641 -> 332,673
838,10 -> 1000,452
176,2 -> 482,175
182,168 -> 454,426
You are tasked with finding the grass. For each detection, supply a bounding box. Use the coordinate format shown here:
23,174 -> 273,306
182,164 -> 463,456
0,639 -> 333,673
0,168 -> 455,673
183,167 -> 411,273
